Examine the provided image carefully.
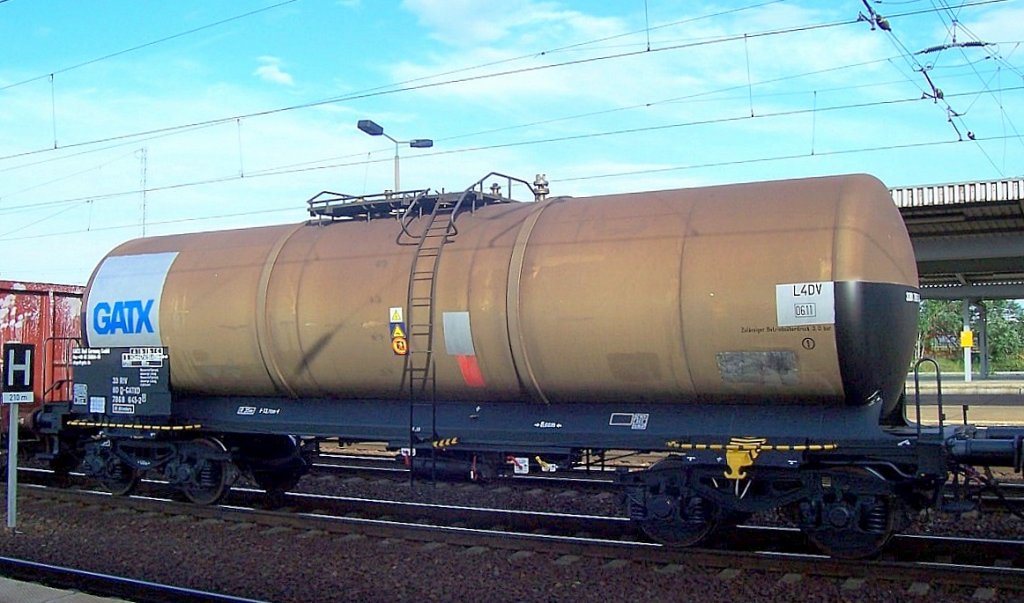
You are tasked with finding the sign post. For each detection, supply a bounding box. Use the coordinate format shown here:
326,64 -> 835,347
3,343 -> 35,531
961,329 -> 974,383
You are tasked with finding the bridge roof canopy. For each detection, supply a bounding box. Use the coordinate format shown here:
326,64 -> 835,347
892,178 -> 1024,300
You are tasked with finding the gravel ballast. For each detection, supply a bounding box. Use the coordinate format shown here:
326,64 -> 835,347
0,477 -> 1018,603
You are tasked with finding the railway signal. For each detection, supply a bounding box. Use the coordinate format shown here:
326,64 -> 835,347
3,343 -> 35,530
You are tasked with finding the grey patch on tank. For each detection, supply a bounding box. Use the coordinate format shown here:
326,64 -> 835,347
442,311 -> 475,356
716,351 -> 799,385
607,352 -> 662,383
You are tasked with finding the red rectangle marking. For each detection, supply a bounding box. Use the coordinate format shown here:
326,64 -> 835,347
456,355 -> 485,388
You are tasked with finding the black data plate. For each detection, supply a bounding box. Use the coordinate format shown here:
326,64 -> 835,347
71,347 -> 171,417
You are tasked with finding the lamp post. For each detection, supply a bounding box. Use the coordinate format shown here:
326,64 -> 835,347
357,119 -> 433,192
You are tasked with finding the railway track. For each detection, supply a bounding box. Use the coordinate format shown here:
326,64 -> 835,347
12,471 -> 1024,597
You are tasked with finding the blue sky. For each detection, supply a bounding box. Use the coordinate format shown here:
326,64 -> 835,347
1,0 -> 1021,284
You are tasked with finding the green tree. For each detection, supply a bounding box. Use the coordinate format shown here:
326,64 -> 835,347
917,300 -> 961,359
917,299 -> 1024,370
981,300 -> 1024,368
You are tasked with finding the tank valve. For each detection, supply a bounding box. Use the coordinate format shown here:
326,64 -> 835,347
534,174 -> 549,201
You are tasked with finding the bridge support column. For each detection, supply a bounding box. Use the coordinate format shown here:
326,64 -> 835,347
977,301 -> 989,380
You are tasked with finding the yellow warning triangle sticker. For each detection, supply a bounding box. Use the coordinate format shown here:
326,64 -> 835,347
391,324 -> 406,338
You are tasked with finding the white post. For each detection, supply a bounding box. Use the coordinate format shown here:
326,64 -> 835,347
962,300 -> 972,383
3,343 -> 34,531
6,405 -> 17,530
393,142 -> 401,193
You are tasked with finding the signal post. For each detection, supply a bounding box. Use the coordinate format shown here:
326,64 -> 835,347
2,343 -> 35,530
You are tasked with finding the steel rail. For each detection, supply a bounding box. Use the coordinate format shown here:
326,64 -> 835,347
17,485 -> 1024,594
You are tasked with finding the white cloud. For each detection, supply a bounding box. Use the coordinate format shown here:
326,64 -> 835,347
254,56 -> 294,86
1,1 -> 1020,285
401,0 -> 624,48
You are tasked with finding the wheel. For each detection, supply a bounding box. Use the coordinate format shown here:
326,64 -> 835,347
100,457 -> 139,496
632,457 -> 721,547
639,494 -> 720,547
180,438 -> 233,505
797,467 -> 898,559
802,496 -> 897,559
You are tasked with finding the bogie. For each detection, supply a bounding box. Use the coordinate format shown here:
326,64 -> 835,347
793,467 -> 902,559
624,460 -> 910,559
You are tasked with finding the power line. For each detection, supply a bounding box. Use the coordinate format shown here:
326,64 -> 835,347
0,14 -> 858,164
558,133 -> 1020,183
0,0 -> 302,93
2,83 -> 1019,219
0,0 -> 1017,235
4,0 -> 1006,166
4,131 -> 1021,243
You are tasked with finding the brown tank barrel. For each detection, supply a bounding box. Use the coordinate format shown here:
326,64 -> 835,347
83,174 -> 919,410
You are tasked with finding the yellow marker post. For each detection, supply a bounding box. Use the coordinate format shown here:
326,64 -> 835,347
961,329 -> 974,383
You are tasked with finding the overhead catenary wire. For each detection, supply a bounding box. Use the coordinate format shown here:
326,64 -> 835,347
3,131 -> 1021,244
0,0 -> 303,94
3,48 -> 1008,205
1,83 -> 1019,225
0,0 -> 1018,245
0,0 -> 1008,167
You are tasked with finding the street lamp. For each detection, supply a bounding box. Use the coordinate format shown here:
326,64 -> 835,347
357,119 -> 433,192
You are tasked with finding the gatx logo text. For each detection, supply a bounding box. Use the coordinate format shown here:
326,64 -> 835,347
93,300 -> 155,335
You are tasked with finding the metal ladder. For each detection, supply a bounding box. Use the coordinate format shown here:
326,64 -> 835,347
401,200 -> 449,481
397,173 -> 538,474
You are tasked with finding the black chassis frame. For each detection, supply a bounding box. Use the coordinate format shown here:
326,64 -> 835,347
41,393 -> 953,483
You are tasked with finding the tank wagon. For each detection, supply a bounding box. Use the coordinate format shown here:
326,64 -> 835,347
33,172 -> 1024,558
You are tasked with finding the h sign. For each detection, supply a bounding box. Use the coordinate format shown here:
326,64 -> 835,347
2,343 -> 35,404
